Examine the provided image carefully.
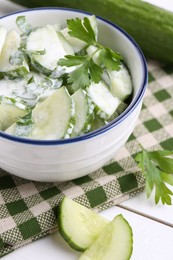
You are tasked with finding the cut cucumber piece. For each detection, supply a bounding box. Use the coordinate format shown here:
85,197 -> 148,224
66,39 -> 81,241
6,87 -> 75,139
61,27 -> 86,53
90,115 -> 107,132
61,15 -> 98,53
86,45 -> 101,64
108,65 -> 132,101
58,196 -> 108,252
79,214 -> 133,260
0,102 -> 27,131
107,102 -> 128,123
30,86 -> 74,140
26,25 -> 74,73
57,32 -> 74,56
72,89 -> 94,136
87,81 -> 120,119
0,29 -> 29,78
117,101 -> 128,115
0,26 -> 7,55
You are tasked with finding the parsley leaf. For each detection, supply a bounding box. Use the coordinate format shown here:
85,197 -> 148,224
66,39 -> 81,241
67,17 -> 96,45
89,58 -> 103,83
58,55 -> 86,67
135,148 -> 173,205
149,150 -> 173,173
98,48 -> 123,71
58,55 -> 103,91
68,62 -> 90,92
58,16 -> 124,90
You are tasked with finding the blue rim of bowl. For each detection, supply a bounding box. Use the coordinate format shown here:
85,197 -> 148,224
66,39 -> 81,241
0,7 -> 148,146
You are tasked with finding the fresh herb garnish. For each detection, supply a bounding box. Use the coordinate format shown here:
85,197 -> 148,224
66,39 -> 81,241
67,17 -> 96,45
58,17 -> 123,91
135,148 -> 173,205
98,48 -> 122,71
59,55 -> 103,91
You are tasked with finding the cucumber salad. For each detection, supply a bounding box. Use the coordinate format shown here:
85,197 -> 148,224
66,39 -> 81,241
0,15 -> 132,140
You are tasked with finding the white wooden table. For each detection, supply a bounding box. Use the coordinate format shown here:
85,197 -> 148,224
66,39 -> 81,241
1,0 -> 173,259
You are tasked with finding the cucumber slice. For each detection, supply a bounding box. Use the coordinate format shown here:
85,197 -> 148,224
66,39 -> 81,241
117,101 -> 128,115
90,116 -> 107,132
86,45 -> 101,64
58,197 -> 108,252
26,25 -> 74,73
109,65 -> 132,101
30,86 -> 75,140
0,29 -> 29,79
72,89 -> 94,136
87,81 -> 120,119
79,214 -> 133,260
6,87 -> 75,139
61,27 -> 85,53
107,102 -> 128,122
61,15 -> 98,53
0,102 -> 27,131
57,32 -> 74,55
0,26 -> 7,55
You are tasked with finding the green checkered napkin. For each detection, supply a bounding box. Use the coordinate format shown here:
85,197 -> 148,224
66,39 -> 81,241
0,61 -> 173,257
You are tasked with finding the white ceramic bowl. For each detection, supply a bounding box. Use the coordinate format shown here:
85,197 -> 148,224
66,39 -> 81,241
0,8 -> 147,182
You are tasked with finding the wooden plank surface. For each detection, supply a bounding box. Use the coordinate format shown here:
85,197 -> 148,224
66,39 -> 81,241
3,206 -> 173,260
120,190 -> 173,226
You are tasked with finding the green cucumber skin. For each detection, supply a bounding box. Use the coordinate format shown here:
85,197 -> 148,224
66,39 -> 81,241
58,198 -> 86,252
10,0 -> 173,64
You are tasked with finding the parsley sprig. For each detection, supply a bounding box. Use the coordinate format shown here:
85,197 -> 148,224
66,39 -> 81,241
135,148 -> 173,205
59,55 -> 103,91
58,16 -> 123,91
67,17 -> 96,45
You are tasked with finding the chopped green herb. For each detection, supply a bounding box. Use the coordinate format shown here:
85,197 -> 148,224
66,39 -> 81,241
17,111 -> 32,126
16,16 -> 33,35
9,50 -> 25,66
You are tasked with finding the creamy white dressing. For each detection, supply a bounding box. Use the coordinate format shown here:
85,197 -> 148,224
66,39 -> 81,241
0,72 -> 63,109
15,124 -> 33,137
0,78 -> 25,97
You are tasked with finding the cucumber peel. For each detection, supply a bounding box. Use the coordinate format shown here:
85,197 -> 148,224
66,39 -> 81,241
79,214 -> 133,260
58,196 -> 109,251
58,197 -> 133,259
72,89 -> 94,137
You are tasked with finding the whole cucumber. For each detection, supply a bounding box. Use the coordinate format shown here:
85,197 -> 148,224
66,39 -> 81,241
8,0 -> 173,63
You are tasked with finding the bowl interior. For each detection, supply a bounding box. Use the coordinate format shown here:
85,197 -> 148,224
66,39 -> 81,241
0,8 -> 145,97
0,8 -> 147,144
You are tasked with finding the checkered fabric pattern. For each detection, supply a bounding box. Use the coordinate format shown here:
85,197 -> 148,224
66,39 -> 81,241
0,60 -> 173,257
